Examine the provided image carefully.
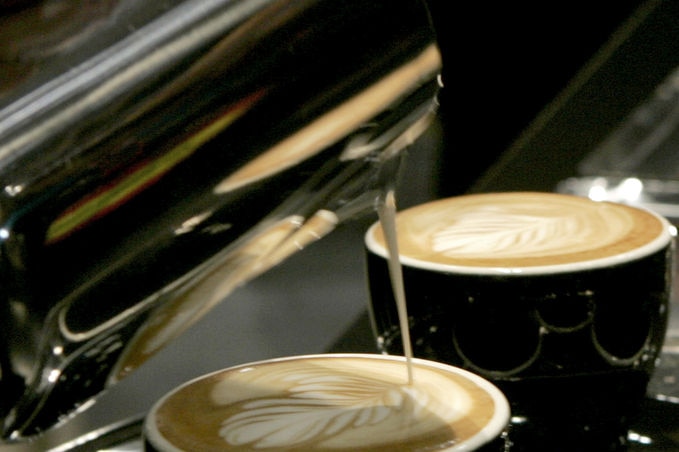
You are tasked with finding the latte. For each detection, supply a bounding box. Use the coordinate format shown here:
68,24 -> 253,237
364,192 -> 674,451
366,191 -> 671,274
143,354 -> 509,451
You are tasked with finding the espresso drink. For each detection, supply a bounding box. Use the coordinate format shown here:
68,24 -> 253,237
143,354 -> 510,451
365,192 -> 674,451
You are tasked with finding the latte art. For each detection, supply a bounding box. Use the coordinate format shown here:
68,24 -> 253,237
428,204 -> 629,258
144,354 -> 509,451
215,359 -> 472,449
366,192 -> 671,273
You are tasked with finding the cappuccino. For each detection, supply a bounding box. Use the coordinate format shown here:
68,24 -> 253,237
365,192 -> 674,451
366,191 -> 669,273
143,354 -> 509,451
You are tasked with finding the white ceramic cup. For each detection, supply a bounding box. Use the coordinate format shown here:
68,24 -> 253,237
143,353 -> 510,451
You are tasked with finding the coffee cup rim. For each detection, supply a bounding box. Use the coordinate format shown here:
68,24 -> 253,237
143,353 -> 510,452
365,200 -> 675,276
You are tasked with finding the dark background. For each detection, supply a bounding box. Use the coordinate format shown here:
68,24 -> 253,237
426,0 -> 646,195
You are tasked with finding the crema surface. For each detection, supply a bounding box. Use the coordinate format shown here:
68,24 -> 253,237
144,355 -> 508,451
367,192 -> 671,273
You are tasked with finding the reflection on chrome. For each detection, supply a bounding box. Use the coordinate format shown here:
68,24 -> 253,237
0,0 -> 442,441
585,177 -> 643,202
557,176 -> 679,219
627,431 -> 653,446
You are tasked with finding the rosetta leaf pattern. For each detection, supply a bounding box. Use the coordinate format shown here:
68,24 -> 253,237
432,211 -> 586,257
218,372 -> 418,449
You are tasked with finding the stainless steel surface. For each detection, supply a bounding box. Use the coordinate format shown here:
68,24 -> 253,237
0,109 -> 443,452
0,0 -> 442,442
47,415 -> 143,452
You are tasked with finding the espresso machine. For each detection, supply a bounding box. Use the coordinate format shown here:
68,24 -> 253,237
0,0 -> 442,444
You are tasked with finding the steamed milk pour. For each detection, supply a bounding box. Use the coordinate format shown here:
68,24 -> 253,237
377,189 -> 416,383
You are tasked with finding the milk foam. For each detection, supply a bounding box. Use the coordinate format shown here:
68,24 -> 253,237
146,355 -> 508,451
214,358 -> 470,448
367,192 -> 672,275
426,203 -> 629,259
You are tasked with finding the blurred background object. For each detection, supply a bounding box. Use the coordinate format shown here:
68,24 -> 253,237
427,0 -> 646,196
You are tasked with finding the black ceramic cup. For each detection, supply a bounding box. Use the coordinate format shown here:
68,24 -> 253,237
365,192 -> 675,452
